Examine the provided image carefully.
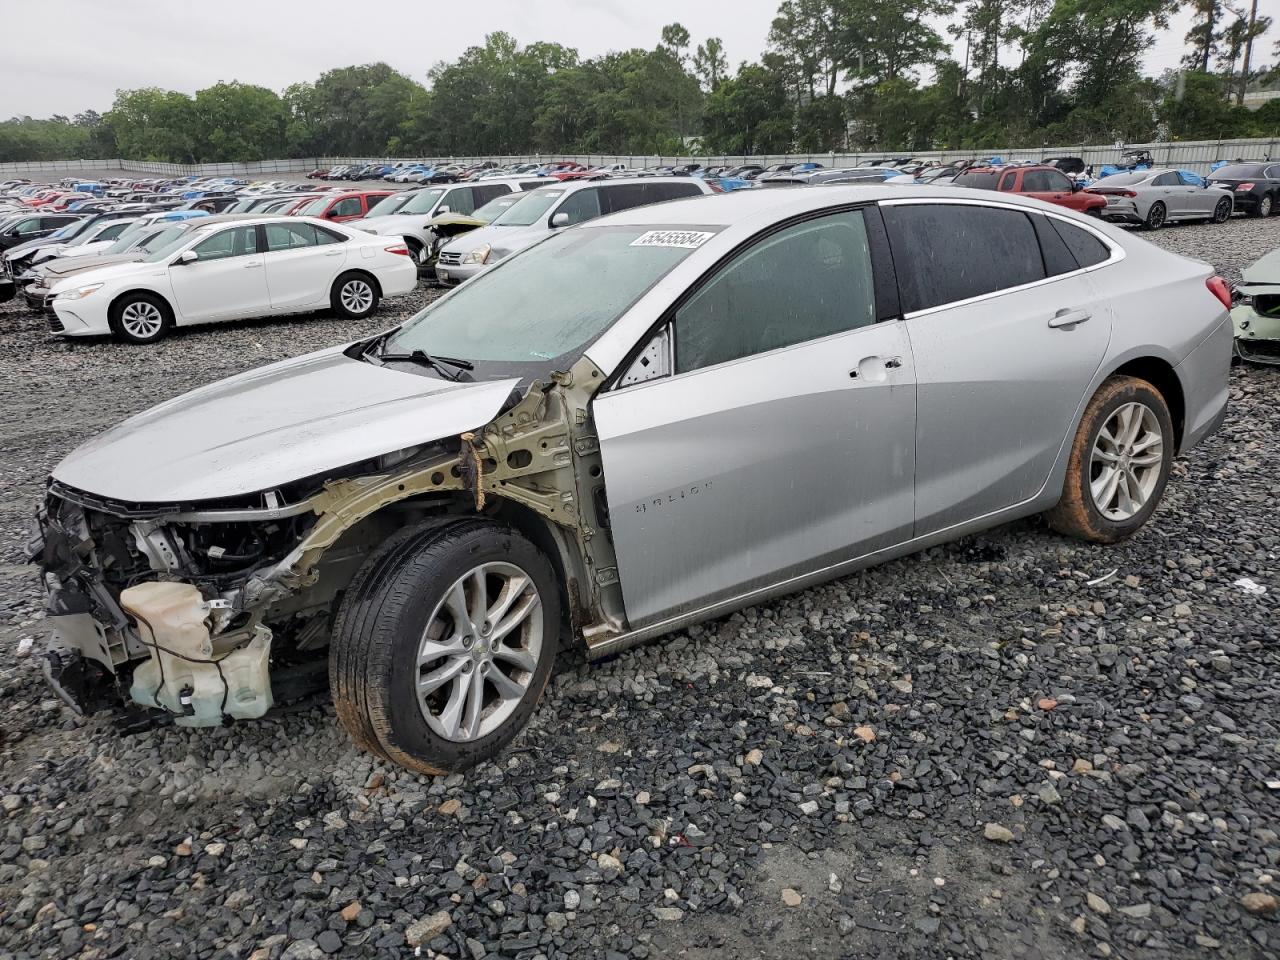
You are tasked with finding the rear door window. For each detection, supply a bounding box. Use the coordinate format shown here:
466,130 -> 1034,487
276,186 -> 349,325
1152,172 -> 1179,187
330,197 -> 361,218
882,204 -> 1046,313
647,181 -> 704,202
600,184 -> 649,214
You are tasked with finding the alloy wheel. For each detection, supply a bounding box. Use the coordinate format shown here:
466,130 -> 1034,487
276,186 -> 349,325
120,301 -> 164,339
415,562 -> 543,742
1146,203 -> 1165,229
1214,199 -> 1231,223
340,279 -> 373,314
1090,402 -> 1164,521
1262,196 -> 1273,217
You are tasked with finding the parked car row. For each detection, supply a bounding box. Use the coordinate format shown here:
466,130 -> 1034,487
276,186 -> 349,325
26,181 -> 1232,777
0,179 -> 417,343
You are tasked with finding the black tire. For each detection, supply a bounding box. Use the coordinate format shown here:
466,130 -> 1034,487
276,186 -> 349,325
1211,197 -> 1232,224
1143,201 -> 1166,230
1085,207 -> 1102,218
1251,194 -> 1273,218
329,518 -> 560,775
403,237 -> 425,266
108,291 -> 173,344
330,271 -> 380,319
1046,375 -> 1175,544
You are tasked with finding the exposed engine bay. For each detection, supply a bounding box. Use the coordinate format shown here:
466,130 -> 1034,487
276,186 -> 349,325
27,358 -> 627,728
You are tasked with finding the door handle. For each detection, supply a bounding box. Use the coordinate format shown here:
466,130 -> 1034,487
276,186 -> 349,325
849,356 -> 903,379
323,249 -> 342,256
1048,309 -> 1091,329
244,261 -> 263,269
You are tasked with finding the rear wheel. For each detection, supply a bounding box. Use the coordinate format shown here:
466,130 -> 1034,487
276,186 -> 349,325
1212,197 -> 1232,223
1143,201 -> 1166,230
329,519 -> 560,775
108,292 -> 172,344
331,271 -> 379,319
1046,376 -> 1174,543
1252,194 -> 1273,217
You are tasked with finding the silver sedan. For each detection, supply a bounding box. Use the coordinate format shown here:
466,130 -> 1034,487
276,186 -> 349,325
1089,168 -> 1234,229
31,185 -> 1232,774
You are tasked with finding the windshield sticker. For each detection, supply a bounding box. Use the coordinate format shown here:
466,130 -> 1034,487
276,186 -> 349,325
630,230 -> 716,249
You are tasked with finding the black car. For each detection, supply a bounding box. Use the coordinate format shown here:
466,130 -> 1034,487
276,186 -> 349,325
1044,156 -> 1086,175
0,213 -> 83,252
1206,162 -> 1280,217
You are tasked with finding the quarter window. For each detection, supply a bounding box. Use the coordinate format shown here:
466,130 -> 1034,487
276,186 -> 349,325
1048,218 -> 1110,268
191,226 -> 258,261
1153,172 -> 1180,187
883,204 -> 1045,312
675,209 -> 877,373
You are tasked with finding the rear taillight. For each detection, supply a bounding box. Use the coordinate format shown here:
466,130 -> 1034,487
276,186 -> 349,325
385,244 -> 410,256
1120,190 -> 1137,198
1236,182 -> 1254,191
1206,276 -> 1232,310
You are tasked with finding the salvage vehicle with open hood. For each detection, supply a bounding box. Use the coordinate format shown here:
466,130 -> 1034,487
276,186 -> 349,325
1230,246 -> 1280,363
28,186 -> 1230,774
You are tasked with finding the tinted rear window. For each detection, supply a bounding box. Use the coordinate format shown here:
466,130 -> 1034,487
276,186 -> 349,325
1213,164 -> 1266,179
883,204 -> 1046,312
1049,218 -> 1110,268
953,171 -> 1000,190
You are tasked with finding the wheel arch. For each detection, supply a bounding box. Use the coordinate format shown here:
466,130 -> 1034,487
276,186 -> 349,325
108,286 -> 173,321
1108,355 -> 1186,452
335,267 -> 381,298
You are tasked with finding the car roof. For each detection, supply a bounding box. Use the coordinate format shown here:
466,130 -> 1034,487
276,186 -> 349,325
582,182 -> 1094,230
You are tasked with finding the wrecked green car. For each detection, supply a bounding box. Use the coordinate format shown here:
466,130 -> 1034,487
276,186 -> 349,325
1232,248 -> 1280,364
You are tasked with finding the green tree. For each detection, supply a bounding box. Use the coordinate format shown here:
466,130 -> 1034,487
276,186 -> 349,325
693,38 -> 729,90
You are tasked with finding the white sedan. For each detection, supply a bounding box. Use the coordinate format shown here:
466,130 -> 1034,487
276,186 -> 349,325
48,216 -> 418,344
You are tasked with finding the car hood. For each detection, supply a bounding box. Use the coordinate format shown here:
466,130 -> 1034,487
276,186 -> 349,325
53,347 -> 521,502
5,236 -> 66,260
442,222 -> 543,258
353,213 -> 434,234
48,259 -> 164,294
36,252 -> 146,281
1241,248 -> 1280,286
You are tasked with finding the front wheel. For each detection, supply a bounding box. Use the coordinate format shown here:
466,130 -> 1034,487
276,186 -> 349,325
1046,375 -> 1174,544
329,519 -> 560,775
1212,197 -> 1232,223
109,292 -> 172,344
331,272 -> 379,319
1143,201 -> 1166,230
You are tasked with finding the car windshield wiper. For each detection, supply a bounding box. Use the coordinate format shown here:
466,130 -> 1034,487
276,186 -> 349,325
376,348 -> 475,381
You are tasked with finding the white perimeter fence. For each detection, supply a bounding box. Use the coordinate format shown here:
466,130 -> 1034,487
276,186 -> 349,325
1,138 -> 1277,178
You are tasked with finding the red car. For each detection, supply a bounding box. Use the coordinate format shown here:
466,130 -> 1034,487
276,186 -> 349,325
953,165 -> 1106,216
304,169 -> 329,179
289,190 -> 392,222
23,190 -> 66,208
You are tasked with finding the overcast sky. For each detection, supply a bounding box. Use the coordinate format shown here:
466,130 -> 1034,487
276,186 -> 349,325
2,0 -> 1275,119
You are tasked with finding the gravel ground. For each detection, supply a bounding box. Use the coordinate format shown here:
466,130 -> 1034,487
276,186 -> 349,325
1,212 -> 1278,960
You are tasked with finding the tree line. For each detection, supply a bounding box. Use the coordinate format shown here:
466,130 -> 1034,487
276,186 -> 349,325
2,0 -> 1277,165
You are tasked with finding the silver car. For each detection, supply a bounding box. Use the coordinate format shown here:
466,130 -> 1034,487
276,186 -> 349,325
29,186 -> 1230,774
434,177 -> 714,285
1089,169 -> 1234,229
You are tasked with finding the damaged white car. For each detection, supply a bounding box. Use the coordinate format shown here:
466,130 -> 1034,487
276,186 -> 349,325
29,186 -> 1231,773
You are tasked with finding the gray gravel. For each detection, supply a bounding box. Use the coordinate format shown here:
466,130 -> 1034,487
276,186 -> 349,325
2,214 -> 1279,960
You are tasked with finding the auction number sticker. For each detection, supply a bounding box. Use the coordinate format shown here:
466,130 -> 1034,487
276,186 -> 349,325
630,230 -> 716,249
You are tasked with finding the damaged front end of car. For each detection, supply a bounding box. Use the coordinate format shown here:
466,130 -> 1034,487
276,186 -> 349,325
26,356 -> 628,730
1232,248 -> 1280,365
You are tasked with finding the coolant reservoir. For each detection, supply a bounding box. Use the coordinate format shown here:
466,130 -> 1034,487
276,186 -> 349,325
122,581 -> 273,726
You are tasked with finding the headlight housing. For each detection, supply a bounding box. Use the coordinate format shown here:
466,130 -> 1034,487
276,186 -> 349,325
461,244 -> 491,265
55,282 -> 103,301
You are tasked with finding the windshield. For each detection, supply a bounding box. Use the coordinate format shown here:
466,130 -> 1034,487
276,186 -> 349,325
491,189 -> 564,226
398,189 -> 446,215
470,194 -> 522,222
298,197 -> 332,216
143,226 -> 204,262
365,192 -> 412,217
48,223 -> 84,242
1212,163 -> 1266,179
103,219 -> 154,251
385,224 -> 712,365
137,224 -> 190,254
